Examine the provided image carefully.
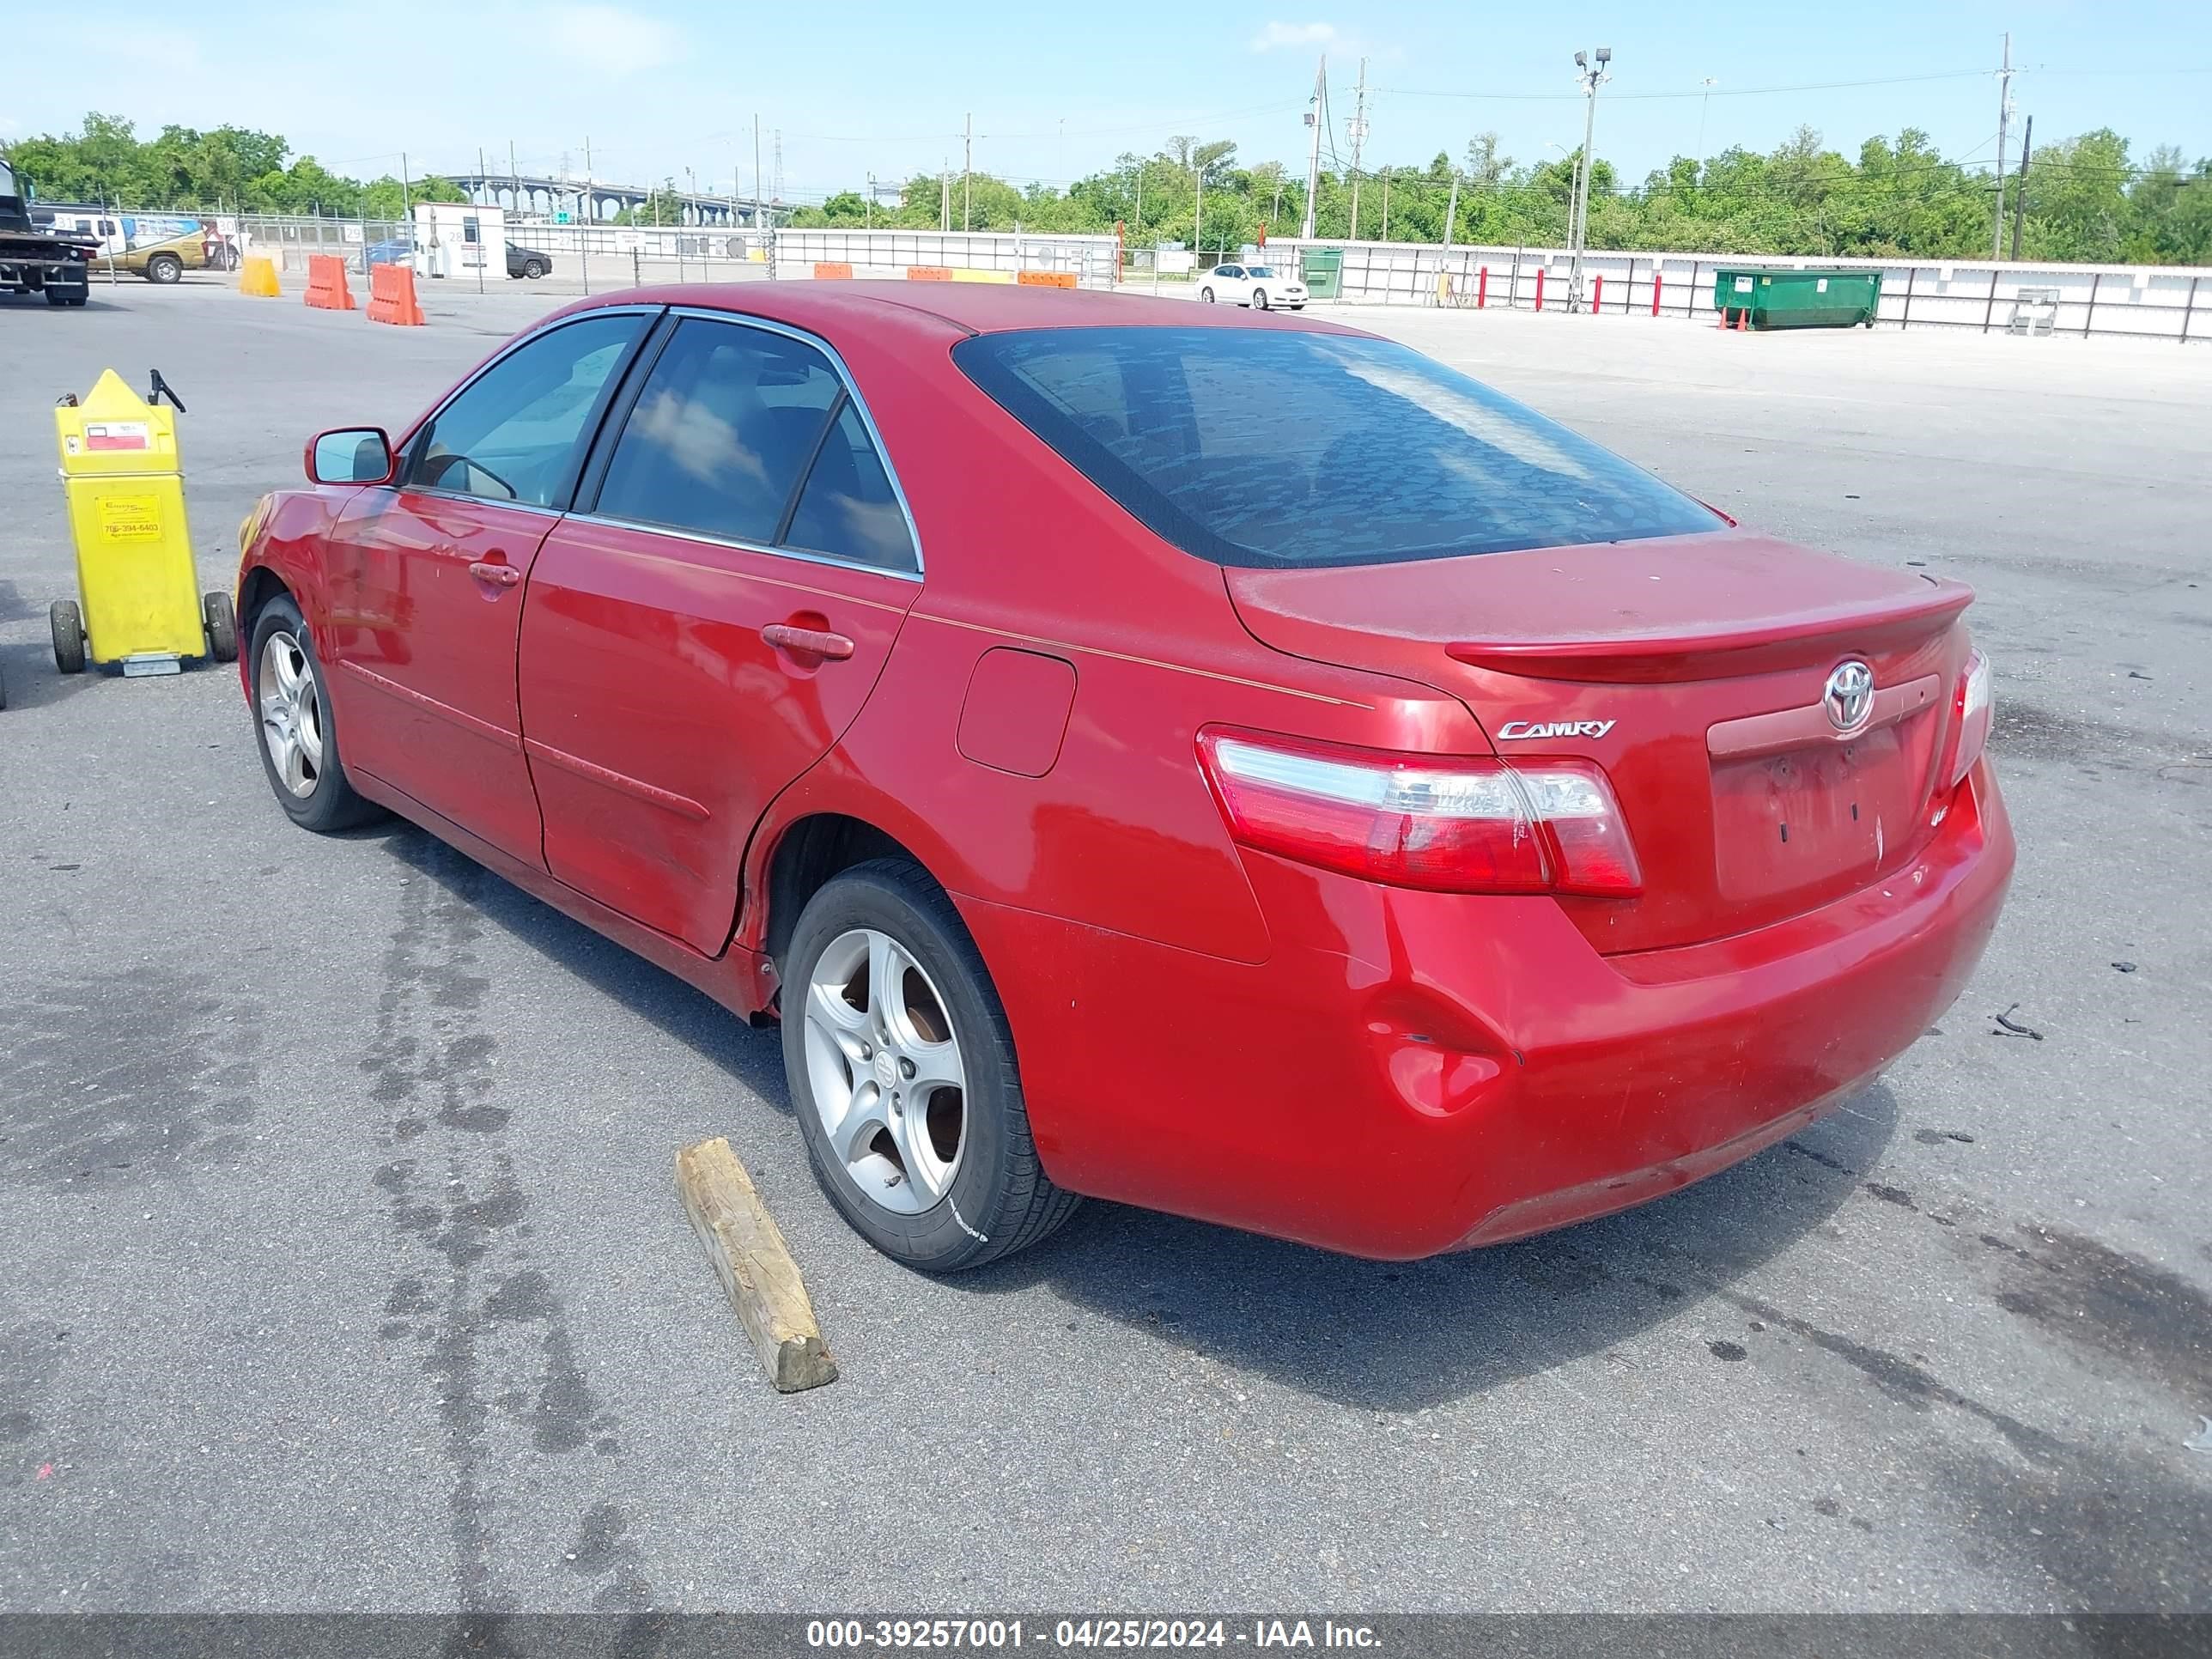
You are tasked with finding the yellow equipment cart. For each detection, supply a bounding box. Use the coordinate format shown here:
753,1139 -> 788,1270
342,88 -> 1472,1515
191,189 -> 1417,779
52,368 -> 237,677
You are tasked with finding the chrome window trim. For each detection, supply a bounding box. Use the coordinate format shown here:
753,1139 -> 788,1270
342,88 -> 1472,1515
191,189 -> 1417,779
558,509 -> 925,585
638,304 -> 926,577
398,305 -> 667,511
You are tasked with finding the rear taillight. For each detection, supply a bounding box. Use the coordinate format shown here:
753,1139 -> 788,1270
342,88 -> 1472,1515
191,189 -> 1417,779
1948,649 -> 1991,787
1196,730 -> 1642,896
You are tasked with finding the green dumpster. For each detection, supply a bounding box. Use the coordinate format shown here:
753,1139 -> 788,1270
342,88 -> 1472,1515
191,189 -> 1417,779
1300,246 -> 1344,301
1712,266 -> 1881,330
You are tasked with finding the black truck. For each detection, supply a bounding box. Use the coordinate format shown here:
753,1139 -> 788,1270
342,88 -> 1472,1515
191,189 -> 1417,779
1,157 -> 95,306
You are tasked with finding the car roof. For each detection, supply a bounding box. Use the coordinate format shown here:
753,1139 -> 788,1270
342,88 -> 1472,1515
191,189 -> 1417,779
553,279 -> 1367,341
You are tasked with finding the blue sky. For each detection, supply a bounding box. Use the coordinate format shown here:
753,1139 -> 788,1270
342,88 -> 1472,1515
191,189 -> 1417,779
9,3 -> 2210,199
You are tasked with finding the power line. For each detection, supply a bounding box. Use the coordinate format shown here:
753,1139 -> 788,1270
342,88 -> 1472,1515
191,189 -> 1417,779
1375,69 -> 1996,103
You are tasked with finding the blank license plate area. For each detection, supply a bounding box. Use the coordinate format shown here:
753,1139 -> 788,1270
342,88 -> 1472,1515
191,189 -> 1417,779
1711,725 -> 1920,903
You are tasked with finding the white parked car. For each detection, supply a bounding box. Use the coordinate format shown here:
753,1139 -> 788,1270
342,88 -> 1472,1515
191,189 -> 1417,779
1198,262 -> 1307,310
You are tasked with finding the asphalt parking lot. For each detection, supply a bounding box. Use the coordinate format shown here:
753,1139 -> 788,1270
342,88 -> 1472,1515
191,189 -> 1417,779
2,278 -> 2207,1616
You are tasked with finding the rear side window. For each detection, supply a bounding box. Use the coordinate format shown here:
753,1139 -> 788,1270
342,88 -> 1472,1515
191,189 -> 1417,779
953,326 -> 1720,568
594,318 -> 843,545
783,402 -> 916,571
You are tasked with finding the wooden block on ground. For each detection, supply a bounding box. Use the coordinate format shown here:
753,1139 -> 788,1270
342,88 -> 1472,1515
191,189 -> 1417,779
675,1137 -> 838,1393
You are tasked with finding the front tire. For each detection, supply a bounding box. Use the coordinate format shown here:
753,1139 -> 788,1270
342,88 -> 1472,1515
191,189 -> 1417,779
783,859 -> 1079,1272
146,253 -> 184,285
248,595 -> 382,832
523,259 -> 546,279
51,600 -> 85,673
1253,289 -> 1270,310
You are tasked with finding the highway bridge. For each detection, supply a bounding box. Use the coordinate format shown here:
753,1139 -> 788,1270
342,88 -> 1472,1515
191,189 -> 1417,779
442,173 -> 781,228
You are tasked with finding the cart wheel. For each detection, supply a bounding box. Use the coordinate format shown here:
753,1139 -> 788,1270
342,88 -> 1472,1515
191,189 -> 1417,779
51,600 -> 87,674
204,592 -> 240,664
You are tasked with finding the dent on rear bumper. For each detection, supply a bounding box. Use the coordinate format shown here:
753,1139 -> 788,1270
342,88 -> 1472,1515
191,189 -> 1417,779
961,763 -> 2014,1260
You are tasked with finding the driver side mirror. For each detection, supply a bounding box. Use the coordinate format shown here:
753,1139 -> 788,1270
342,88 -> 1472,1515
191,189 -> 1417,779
306,427 -> 394,486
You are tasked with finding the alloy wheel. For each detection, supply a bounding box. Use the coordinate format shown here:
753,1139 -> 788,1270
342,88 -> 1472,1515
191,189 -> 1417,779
258,630 -> 325,798
802,927 -> 967,1215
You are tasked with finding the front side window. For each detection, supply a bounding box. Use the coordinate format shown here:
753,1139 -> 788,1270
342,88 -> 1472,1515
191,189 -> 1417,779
408,313 -> 647,507
954,325 -> 1721,568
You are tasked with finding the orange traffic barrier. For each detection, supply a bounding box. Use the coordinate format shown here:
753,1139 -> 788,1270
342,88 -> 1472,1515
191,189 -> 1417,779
1016,270 -> 1078,289
366,263 -> 425,327
304,253 -> 356,311
812,262 -> 854,280
905,265 -> 952,282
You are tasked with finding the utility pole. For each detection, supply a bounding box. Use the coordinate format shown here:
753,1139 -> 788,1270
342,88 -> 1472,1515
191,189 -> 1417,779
753,114 -> 763,231
1442,171 -> 1459,253
475,147 -> 487,294
399,150 -> 412,228
581,136 -> 592,295
1380,167 -> 1390,241
1990,32 -> 2014,261
1695,79 -> 1717,169
2008,113 -> 2033,261
1346,58 -> 1368,238
940,161 -> 951,232
866,172 -> 875,229
1193,139 -> 1203,265
1301,53 -> 1326,240
963,112 -> 973,232
1567,46 -> 1612,313
510,139 -> 520,218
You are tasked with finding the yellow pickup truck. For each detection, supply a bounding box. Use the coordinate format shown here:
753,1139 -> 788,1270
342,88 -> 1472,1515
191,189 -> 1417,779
112,227 -> 240,284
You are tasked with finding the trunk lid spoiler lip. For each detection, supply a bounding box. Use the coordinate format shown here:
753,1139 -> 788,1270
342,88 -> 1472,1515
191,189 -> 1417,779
1443,580 -> 1973,683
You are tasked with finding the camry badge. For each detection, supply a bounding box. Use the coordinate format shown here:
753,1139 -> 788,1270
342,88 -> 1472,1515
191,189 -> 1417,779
1824,660 -> 1875,733
1498,720 -> 1616,740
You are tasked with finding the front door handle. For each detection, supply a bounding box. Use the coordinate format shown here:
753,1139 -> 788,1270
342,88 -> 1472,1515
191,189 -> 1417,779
468,561 -> 521,587
762,623 -> 855,660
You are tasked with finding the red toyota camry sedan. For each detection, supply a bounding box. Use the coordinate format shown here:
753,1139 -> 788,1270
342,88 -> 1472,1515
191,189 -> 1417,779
235,283 -> 2013,1270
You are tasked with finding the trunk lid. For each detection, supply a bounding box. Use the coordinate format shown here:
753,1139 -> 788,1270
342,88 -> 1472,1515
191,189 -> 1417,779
1225,531 -> 1974,954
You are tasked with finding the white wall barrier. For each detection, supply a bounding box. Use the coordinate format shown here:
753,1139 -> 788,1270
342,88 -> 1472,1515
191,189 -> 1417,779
773,228 -> 1121,288
1254,238 -> 2209,343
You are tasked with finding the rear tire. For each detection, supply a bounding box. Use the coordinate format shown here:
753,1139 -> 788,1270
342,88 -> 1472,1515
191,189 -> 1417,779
783,858 -> 1080,1272
203,592 -> 239,664
248,594 -> 382,832
146,253 -> 183,285
1200,286 -> 1215,303
50,601 -> 86,674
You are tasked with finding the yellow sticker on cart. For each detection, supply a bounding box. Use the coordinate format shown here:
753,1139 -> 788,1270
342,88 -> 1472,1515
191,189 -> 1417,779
98,494 -> 163,542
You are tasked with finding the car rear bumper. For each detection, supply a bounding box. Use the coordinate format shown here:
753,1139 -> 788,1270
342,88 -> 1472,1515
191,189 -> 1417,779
959,761 -> 2014,1260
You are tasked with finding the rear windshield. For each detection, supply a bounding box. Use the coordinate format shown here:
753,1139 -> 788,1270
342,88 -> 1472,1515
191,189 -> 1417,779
953,325 -> 1719,568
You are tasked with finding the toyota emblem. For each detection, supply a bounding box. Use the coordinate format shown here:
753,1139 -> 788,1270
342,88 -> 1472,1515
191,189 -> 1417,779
1824,660 -> 1875,733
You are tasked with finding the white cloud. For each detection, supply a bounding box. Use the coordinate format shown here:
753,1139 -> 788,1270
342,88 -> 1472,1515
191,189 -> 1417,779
546,4 -> 681,75
1251,21 -> 1337,52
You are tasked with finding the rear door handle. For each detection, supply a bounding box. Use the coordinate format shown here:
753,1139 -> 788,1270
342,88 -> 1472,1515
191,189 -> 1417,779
468,561 -> 521,587
762,623 -> 855,660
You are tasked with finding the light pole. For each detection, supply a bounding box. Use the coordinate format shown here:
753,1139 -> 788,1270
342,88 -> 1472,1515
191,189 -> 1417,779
1566,46 -> 1611,313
